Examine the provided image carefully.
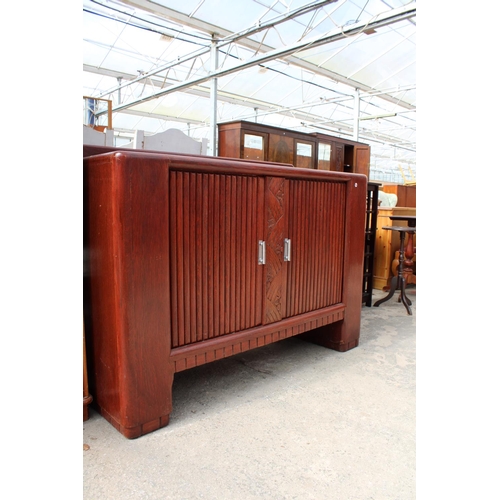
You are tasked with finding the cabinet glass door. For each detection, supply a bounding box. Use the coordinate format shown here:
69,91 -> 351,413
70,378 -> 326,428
318,142 -> 332,170
295,140 -> 315,169
243,133 -> 266,160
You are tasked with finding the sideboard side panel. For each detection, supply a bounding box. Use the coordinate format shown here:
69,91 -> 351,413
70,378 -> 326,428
84,156 -> 122,423
85,152 -> 174,438
331,175 -> 367,350
300,175 -> 366,351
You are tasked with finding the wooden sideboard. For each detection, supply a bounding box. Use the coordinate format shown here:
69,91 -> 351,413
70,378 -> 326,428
84,150 -> 367,438
373,207 -> 417,290
217,120 -> 371,178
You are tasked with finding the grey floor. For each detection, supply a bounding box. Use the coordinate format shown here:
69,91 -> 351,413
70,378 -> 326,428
83,287 -> 416,500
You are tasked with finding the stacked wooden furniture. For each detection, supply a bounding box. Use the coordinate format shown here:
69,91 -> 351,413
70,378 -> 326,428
217,120 -> 371,178
372,207 -> 417,290
84,148 -> 367,438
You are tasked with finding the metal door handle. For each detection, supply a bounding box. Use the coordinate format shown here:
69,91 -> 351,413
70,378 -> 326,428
284,238 -> 291,262
258,240 -> 266,265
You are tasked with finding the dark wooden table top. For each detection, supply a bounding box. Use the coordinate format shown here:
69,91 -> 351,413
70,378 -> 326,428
389,215 -> 416,227
382,225 -> 416,232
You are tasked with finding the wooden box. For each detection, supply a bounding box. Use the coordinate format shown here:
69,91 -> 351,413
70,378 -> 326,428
84,150 -> 367,438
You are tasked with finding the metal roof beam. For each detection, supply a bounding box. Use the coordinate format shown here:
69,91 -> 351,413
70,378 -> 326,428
120,0 -> 339,42
93,0 -> 338,99
85,64 -> 414,150
105,3 -> 416,115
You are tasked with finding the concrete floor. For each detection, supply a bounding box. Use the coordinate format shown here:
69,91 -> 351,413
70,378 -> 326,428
83,287 -> 416,500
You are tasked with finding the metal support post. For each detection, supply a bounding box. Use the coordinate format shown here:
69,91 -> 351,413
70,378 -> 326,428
209,36 -> 219,156
353,89 -> 360,142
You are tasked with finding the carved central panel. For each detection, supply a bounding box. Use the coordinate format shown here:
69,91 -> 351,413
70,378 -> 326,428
264,176 -> 287,324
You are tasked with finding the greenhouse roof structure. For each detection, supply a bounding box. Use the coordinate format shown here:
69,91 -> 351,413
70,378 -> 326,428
83,0 -> 416,182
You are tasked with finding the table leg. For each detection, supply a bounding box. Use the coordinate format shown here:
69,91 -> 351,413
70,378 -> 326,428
398,274 -> 412,315
374,230 -> 413,315
374,274 -> 398,306
403,230 -> 416,285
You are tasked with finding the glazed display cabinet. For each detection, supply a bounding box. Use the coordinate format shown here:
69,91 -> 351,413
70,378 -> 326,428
217,120 -> 371,178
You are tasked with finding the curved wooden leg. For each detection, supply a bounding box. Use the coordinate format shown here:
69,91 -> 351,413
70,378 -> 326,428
374,228 -> 414,314
374,275 -> 397,307
398,295 -> 412,306
397,287 -> 412,306
399,276 -> 412,315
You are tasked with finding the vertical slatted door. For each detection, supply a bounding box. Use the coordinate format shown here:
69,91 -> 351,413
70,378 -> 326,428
285,179 -> 346,318
169,171 -> 265,348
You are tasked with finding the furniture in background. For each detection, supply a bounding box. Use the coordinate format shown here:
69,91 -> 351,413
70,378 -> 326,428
84,126 -> 208,155
373,207 -> 416,290
120,128 -> 208,155
378,190 -> 398,208
389,215 -> 416,287
380,183 -> 416,208
83,125 -> 114,146
391,250 -> 416,286
217,120 -> 371,178
362,182 -> 380,306
374,222 -> 416,315
84,149 -> 367,438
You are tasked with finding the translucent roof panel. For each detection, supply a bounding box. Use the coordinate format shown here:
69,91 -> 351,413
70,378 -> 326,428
83,0 -> 417,182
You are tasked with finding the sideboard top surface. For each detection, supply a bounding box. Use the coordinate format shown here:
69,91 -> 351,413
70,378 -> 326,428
84,149 -> 368,185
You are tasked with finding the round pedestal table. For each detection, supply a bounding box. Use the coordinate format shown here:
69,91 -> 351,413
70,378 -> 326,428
373,225 -> 416,315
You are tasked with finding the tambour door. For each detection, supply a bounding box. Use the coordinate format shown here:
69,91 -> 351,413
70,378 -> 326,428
262,177 -> 347,324
285,179 -> 346,318
169,171 -> 265,347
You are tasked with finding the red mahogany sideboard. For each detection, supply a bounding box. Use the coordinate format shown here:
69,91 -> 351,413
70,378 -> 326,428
83,150 -> 367,438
